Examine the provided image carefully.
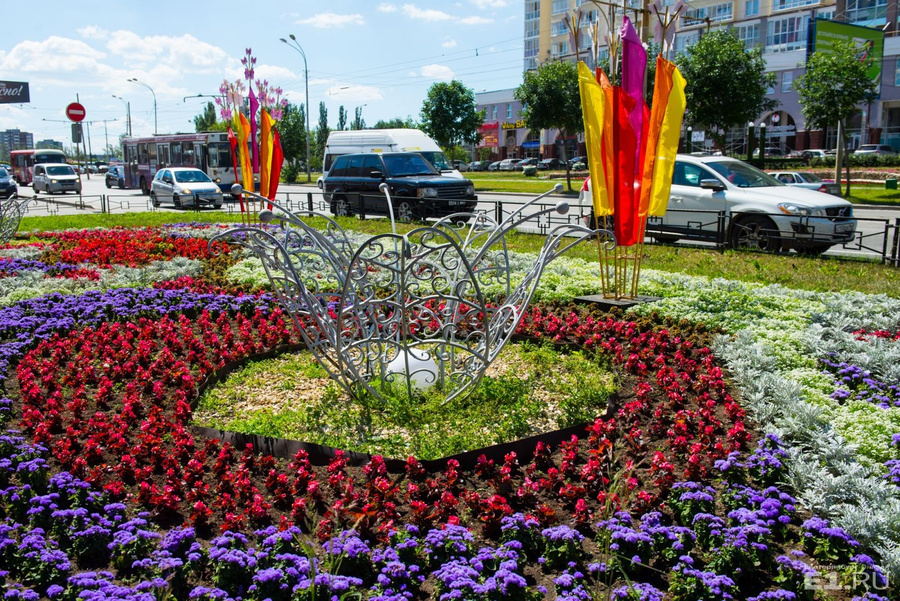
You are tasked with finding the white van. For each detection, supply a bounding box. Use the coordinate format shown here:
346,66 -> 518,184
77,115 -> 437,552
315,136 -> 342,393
323,129 -> 463,179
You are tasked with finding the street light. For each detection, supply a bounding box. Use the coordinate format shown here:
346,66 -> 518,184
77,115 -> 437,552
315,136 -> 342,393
686,126 -> 692,154
112,95 -> 131,137
127,78 -> 157,135
280,34 -> 311,183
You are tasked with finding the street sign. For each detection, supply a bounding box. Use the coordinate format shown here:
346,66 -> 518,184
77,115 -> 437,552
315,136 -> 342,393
71,123 -> 82,143
65,102 -> 86,122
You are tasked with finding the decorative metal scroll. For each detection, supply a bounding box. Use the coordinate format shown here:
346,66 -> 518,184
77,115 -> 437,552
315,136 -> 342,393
212,186 -> 615,405
0,196 -> 33,244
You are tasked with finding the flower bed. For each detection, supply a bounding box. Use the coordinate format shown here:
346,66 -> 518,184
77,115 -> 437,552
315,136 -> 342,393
0,225 -> 896,600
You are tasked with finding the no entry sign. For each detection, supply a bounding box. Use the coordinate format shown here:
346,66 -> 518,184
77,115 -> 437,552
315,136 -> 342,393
65,102 -> 86,122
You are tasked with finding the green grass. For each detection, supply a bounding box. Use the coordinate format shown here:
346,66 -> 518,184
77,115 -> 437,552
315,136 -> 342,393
844,184 -> 900,207
194,342 -> 617,460
466,170 -> 585,194
19,211 -> 246,233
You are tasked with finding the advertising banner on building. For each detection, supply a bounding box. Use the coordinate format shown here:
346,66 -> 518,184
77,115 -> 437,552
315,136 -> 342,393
0,81 -> 30,104
479,121 -> 499,148
812,19 -> 885,97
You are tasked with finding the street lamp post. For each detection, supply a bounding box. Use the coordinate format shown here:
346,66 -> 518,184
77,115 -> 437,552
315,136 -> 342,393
280,34 -> 312,183
112,95 -> 131,137
686,126 -> 692,154
127,78 -> 157,135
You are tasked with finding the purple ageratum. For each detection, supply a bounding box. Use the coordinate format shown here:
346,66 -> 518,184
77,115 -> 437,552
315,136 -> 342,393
541,525 -> 585,569
611,581 -> 665,601
670,561 -> 737,600
821,358 -> 900,409
423,524 -> 475,566
801,516 -> 860,564
747,591 -> 798,600
639,512 -> 696,561
885,459 -> 900,487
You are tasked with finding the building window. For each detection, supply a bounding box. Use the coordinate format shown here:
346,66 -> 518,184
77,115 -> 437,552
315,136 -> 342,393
766,14 -> 810,52
736,23 -> 760,48
507,104 -> 513,119
894,59 -> 900,87
782,71 -> 794,92
767,73 -> 777,95
552,41 -> 569,57
492,106 -> 498,120
745,0 -> 759,16
551,20 -> 568,36
683,3 -> 733,25
817,9 -> 834,20
845,0 -> 887,25
525,0 -> 539,21
552,0 -> 568,16
675,31 -> 700,53
773,0 -> 817,10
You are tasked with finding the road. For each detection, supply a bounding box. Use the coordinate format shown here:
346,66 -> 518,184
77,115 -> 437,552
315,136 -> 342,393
13,175 -> 900,262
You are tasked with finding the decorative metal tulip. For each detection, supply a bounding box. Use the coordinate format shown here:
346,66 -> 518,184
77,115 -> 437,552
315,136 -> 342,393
213,186 -> 614,405
0,197 -> 33,244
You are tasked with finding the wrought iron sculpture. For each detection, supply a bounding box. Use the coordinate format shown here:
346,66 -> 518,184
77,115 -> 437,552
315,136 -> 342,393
212,185 -> 615,405
0,196 -> 33,244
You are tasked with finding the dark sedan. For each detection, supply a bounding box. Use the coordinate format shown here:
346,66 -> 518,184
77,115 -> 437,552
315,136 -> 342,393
105,166 -> 126,189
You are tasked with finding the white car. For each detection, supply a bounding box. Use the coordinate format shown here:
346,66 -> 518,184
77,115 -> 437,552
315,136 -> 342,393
32,163 -> 82,194
150,167 -> 223,209
579,154 -> 856,255
767,171 -> 841,196
498,159 -> 518,171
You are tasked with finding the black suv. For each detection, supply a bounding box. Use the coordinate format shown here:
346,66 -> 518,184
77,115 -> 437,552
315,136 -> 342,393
323,152 -> 477,221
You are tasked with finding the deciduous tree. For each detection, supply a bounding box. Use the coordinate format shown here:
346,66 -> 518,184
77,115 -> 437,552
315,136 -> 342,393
676,29 -> 777,150
420,80 -> 484,150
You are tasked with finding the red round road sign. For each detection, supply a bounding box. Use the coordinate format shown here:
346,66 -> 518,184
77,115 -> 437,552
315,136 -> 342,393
65,102 -> 86,122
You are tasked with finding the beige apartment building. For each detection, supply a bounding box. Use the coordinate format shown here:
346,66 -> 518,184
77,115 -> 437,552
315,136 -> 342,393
476,0 -> 899,160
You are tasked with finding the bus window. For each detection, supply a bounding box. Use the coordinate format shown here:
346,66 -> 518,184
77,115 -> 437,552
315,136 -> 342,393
170,142 -> 182,165
209,143 -> 232,168
184,144 -> 195,166
138,144 -> 149,165
157,144 -> 170,168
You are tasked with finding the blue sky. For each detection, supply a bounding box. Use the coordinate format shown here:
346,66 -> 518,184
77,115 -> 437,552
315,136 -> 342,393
1,1 -> 523,149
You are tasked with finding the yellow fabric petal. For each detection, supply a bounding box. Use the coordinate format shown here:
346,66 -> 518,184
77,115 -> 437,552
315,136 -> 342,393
259,110 -> 273,199
577,62 -> 612,217
236,113 -> 254,196
647,66 -> 686,217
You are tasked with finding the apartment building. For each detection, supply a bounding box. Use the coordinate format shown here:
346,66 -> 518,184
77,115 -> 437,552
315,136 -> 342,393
476,0 -> 899,160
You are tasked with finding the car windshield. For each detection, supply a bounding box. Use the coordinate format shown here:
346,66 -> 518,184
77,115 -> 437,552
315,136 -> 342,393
416,151 -> 452,171
47,166 -> 76,176
705,161 -> 782,188
798,172 -> 823,182
0,169 -> 8,178
383,154 -> 438,177
174,170 -> 213,183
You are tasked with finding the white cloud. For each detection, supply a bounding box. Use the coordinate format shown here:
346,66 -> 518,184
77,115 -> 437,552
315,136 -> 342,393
0,37 -> 105,73
459,16 -> 493,25
401,4 -> 454,21
470,0 -> 509,8
442,38 -> 458,49
106,32 -> 230,73
377,3 -> 398,12
295,13 -> 365,28
421,64 -> 454,79
78,26 -> 109,40
325,84 -> 383,102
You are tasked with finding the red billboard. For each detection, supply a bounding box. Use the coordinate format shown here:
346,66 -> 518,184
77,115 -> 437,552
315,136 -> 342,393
479,121 -> 499,148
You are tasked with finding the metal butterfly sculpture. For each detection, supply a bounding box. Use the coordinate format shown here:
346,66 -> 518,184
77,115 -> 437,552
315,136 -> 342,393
0,196 -> 33,244
212,184 -> 615,405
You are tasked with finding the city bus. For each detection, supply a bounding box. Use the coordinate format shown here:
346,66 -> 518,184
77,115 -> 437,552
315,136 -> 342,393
120,132 -> 242,194
10,149 -> 68,185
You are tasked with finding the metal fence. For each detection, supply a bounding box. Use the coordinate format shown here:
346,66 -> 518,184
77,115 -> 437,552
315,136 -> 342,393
17,191 -> 900,267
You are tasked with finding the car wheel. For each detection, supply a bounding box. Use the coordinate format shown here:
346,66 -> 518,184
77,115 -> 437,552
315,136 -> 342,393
139,178 -> 150,196
653,234 -> 681,244
730,215 -> 780,252
797,244 -> 831,257
150,192 -> 160,208
173,194 -> 182,209
105,179 -> 112,189
331,196 -> 350,217
396,201 -> 414,223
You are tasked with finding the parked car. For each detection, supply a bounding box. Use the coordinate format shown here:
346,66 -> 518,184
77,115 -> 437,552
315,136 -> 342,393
0,168 -> 17,199
517,158 -> 540,169
567,156 -> 587,167
854,144 -> 897,156
578,154 -> 856,255
452,160 -> 470,172
800,149 -> 828,163
105,166 -> 126,189
468,161 -> 487,171
767,171 -> 841,196
150,168 -> 224,209
323,152 -> 477,221
537,158 -> 563,170
498,159 -> 518,171
32,163 -> 82,194
487,161 -> 502,171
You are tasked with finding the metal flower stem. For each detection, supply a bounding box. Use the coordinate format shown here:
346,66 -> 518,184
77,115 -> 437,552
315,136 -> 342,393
0,197 -> 34,244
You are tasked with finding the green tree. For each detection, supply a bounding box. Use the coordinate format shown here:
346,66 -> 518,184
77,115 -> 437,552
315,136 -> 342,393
794,39 -> 878,195
514,60 -> 581,189
336,106 -> 348,131
676,28 -> 777,150
193,102 -> 226,132
351,106 -> 366,130
420,80 -> 484,150
373,117 -> 418,129
314,101 -> 330,170
279,102 -> 307,182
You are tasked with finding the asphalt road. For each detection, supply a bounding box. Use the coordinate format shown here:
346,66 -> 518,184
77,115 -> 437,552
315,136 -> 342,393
13,175 -> 900,262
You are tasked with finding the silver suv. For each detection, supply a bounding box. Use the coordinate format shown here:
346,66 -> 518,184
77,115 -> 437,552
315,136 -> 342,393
580,154 -> 856,255
32,163 -> 82,194
150,168 -> 223,209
